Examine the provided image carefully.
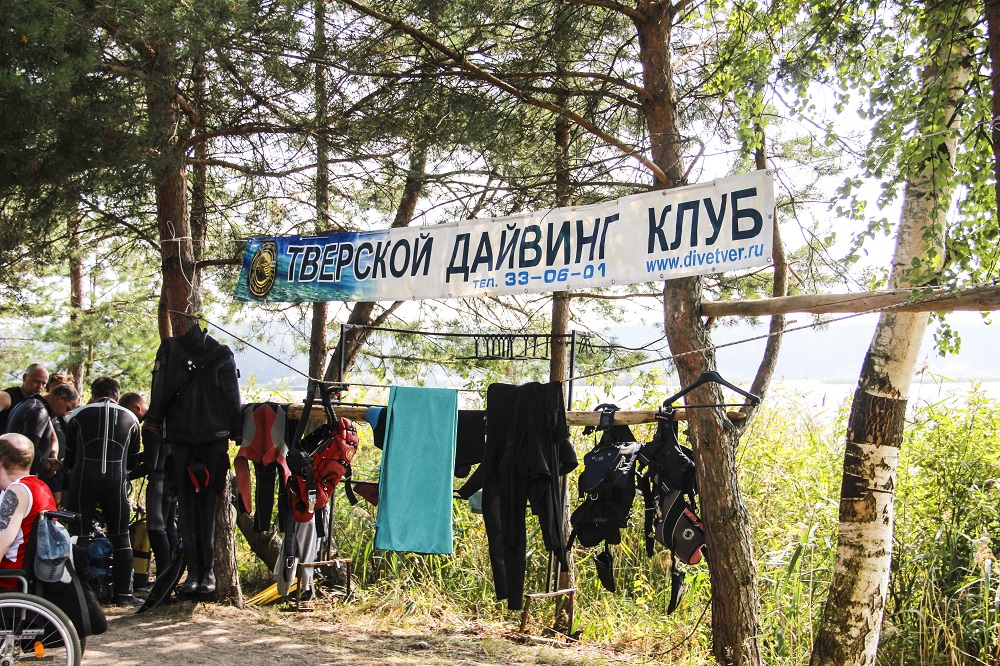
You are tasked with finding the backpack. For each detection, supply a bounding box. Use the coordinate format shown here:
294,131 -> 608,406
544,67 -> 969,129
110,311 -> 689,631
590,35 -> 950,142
34,513 -> 72,584
286,384 -> 359,522
568,404 -> 641,592
637,414 -> 706,613
28,513 -> 107,638
86,536 -> 115,604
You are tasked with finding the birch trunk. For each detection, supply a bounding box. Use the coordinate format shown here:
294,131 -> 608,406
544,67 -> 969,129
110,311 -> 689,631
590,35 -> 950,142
810,16 -> 970,664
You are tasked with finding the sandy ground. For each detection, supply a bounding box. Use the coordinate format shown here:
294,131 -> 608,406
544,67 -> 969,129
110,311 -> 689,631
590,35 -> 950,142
83,600 -> 625,666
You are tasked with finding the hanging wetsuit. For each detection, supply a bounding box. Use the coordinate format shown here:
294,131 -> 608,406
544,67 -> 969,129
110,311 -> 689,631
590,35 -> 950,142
234,402 -> 292,532
65,398 -> 142,600
144,325 -> 242,595
457,382 -> 577,610
141,426 -> 176,573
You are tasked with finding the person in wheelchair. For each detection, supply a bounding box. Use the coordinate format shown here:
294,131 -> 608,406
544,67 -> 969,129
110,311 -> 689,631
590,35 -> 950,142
0,433 -> 105,666
0,433 -> 56,588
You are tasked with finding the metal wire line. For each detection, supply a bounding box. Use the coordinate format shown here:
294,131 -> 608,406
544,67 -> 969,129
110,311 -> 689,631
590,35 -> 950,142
172,280 -> 994,388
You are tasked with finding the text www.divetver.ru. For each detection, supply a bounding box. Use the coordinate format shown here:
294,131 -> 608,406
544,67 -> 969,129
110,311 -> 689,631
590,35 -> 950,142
645,243 -> 767,272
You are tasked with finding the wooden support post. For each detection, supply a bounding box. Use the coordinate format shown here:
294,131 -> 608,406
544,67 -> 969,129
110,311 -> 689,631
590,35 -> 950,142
517,588 -> 576,638
294,558 -> 352,611
701,283 -> 1000,317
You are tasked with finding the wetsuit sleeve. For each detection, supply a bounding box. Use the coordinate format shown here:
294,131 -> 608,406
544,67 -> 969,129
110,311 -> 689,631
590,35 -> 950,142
22,403 -> 50,454
219,353 -> 242,441
64,417 -> 81,472
144,339 -> 171,432
126,420 -> 142,472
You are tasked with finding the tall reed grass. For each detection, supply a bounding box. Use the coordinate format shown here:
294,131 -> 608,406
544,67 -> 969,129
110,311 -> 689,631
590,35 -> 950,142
239,384 -> 999,664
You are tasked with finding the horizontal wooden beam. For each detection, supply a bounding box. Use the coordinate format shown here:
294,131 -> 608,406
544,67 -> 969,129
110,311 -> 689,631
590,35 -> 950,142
287,404 -> 746,425
701,283 -> 1000,317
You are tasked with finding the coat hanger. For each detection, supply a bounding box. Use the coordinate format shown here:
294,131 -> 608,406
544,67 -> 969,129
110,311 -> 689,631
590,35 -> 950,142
661,370 -> 761,411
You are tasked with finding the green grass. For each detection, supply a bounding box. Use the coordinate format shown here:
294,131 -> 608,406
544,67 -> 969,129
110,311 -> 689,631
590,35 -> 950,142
236,385 -> 1000,664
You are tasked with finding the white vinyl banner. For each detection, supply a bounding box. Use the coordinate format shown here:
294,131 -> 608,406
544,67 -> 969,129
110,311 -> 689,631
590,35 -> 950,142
234,170 -> 774,303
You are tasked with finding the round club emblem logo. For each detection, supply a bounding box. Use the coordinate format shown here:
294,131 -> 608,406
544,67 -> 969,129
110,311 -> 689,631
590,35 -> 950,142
247,241 -> 278,298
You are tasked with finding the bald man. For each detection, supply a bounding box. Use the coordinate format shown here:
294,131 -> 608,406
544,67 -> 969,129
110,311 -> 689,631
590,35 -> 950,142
0,433 -> 56,588
0,364 -> 49,433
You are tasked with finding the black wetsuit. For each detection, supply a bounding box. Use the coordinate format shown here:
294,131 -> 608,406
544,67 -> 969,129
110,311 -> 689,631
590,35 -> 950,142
0,386 -> 27,433
5,395 -> 53,474
144,326 -> 241,586
458,382 -> 577,610
65,398 -> 142,598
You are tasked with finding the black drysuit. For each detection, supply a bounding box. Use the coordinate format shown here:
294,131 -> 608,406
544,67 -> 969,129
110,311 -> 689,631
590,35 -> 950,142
65,398 -> 142,597
144,325 -> 242,583
458,382 -> 577,610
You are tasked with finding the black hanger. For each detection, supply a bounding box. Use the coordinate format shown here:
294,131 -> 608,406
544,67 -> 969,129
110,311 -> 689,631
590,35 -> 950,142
662,370 -> 761,410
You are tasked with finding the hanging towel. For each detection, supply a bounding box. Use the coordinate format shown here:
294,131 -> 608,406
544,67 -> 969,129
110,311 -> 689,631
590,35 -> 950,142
375,386 -> 458,554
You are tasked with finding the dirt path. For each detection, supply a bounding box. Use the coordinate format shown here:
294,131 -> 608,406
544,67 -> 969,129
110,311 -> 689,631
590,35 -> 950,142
84,602 -> 629,666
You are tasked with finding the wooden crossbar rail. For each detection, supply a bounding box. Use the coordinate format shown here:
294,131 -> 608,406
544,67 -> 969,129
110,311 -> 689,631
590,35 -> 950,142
285,404 -> 747,424
701,283 -> 1000,317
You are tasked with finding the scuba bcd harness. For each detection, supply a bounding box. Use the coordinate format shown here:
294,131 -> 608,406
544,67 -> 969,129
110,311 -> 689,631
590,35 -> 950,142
637,408 -> 706,613
568,403 -> 641,593
285,382 -> 359,522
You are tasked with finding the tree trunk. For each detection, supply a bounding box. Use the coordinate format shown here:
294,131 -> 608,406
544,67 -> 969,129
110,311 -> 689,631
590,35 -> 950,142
635,2 -> 763,663
322,142 -> 427,382
67,215 -> 85,395
146,45 -> 199,337
810,15 -> 969,665
310,0 -> 331,382
550,79 -> 576,629
207,474 -> 244,607
190,57 -> 208,269
235,512 -> 283,570
146,41 -> 242,605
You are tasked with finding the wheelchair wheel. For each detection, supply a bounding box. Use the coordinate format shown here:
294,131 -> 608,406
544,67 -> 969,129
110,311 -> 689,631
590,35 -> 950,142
0,592 -> 81,666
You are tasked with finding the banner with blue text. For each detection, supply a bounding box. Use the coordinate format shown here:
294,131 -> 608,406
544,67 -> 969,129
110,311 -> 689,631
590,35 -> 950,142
234,170 -> 774,303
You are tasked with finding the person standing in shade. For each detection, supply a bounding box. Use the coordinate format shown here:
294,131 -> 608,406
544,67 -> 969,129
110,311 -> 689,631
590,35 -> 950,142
6,384 -> 78,479
65,377 -> 142,606
41,372 -> 74,505
121,392 -> 178,583
0,364 -> 49,433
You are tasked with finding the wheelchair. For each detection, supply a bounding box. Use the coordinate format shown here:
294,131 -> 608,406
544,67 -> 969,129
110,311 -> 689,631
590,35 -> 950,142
0,510 -> 88,666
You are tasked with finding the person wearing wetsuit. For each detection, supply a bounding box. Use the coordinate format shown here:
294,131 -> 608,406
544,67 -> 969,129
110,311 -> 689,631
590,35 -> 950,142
0,364 -> 49,433
42,372 -> 74,504
143,325 -> 241,596
122,392 -> 178,580
6,384 -> 79,478
65,376 -> 142,606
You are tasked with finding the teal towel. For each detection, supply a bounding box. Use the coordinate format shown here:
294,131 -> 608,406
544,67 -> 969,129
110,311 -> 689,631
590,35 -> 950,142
375,386 -> 458,554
